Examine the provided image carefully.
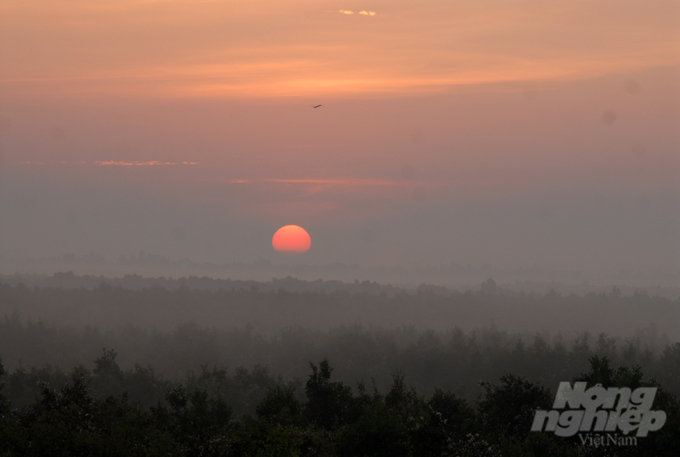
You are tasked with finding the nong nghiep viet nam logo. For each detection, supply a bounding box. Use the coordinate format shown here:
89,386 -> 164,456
531,382 -> 666,443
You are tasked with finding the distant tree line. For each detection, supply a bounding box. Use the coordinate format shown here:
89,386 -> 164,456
2,277 -> 680,455
1,279 -> 679,337
2,313 -> 680,411
3,271 -> 680,299
0,272 -> 404,295
1,353 -> 678,456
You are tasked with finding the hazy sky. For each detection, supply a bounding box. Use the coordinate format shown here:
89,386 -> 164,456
1,1 -> 679,283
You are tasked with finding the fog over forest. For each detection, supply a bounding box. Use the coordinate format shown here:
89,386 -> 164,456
3,249 -> 680,291
2,272 -> 680,455
1,272 -> 679,336
1,272 -> 678,378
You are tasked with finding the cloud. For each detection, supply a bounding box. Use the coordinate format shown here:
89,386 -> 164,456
3,1 -> 676,102
339,10 -> 376,16
17,160 -> 200,166
94,161 -> 198,166
233,178 -> 417,187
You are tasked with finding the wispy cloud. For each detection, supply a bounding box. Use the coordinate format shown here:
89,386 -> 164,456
95,161 -> 198,166
339,10 -> 376,16
18,161 -> 199,166
228,178 -> 417,187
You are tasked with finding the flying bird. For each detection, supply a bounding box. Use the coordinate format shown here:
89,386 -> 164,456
312,105 -> 323,108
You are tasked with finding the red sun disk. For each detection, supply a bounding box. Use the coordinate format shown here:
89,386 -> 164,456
272,225 -> 311,253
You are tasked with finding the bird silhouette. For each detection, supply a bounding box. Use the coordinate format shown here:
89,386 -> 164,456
312,105 -> 322,108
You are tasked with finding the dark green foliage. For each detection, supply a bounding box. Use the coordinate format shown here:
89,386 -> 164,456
0,359 -> 14,457
385,373 -> 423,422
9,369 -> 177,457
410,389 -> 476,456
122,363 -> 170,407
228,417 -> 304,457
478,374 -> 552,437
185,364 -> 280,417
576,354 -> 651,389
5,364 -> 70,409
153,386 -> 233,456
0,359 -> 8,413
305,359 -> 353,429
336,402 -> 409,457
257,384 -> 304,427
91,348 -> 125,397
260,423 -> 303,457
333,374 -> 417,457
0,355 -> 679,456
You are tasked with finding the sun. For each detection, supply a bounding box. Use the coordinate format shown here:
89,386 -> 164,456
272,225 -> 311,254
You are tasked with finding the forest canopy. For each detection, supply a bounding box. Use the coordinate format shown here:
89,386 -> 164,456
1,274 -> 679,455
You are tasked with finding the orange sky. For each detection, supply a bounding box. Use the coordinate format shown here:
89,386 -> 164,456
1,0 -> 679,281
2,0 -> 678,99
